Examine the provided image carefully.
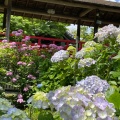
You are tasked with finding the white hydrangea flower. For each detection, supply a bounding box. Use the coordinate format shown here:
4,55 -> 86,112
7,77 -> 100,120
51,50 -> 69,62
84,41 -> 97,48
75,47 -> 96,59
78,58 -> 96,68
95,24 -> 120,42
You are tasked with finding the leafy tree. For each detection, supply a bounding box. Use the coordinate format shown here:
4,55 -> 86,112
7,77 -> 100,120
69,26 -> 94,42
0,14 -> 68,39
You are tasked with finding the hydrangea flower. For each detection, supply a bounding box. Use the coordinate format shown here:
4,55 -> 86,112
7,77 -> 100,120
0,107 -> 30,120
76,75 -> 110,94
84,41 -> 97,48
17,94 -> 24,103
37,83 -> 43,88
2,40 -> 8,43
49,44 -> 58,49
0,98 -> 12,112
47,85 -> 116,120
94,24 -> 120,42
51,50 -> 69,62
75,47 -> 96,59
6,71 -> 13,76
27,91 -> 49,109
78,58 -> 96,68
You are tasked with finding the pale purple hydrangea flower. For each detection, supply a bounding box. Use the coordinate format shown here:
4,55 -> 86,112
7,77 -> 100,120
57,46 -> 64,50
49,44 -> 58,49
95,24 -> 120,42
51,50 -> 69,62
42,44 -> 47,48
76,75 -> 110,94
47,84 -> 115,120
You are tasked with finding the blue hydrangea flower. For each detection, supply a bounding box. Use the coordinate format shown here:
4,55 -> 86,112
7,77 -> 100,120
0,117 -> 12,120
37,83 -> 43,88
7,108 -> 17,115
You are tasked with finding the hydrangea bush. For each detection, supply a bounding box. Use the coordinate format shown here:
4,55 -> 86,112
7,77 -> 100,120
0,30 -> 64,106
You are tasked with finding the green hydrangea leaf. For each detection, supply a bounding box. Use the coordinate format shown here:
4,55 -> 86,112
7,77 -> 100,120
38,111 -> 54,120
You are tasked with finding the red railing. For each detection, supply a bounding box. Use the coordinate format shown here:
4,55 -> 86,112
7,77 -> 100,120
0,33 -> 85,50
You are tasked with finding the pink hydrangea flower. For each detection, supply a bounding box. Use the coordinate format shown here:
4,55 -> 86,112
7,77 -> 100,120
23,87 -> 29,92
11,78 -> 17,82
17,61 -> 23,65
17,98 -> 24,103
22,44 -> 27,47
18,29 -> 23,33
2,39 -> 8,43
15,32 -> 22,36
12,31 -> 17,35
18,94 -> 23,99
6,71 -> 13,76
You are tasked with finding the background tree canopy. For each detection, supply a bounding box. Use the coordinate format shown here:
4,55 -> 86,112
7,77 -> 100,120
0,14 -> 93,41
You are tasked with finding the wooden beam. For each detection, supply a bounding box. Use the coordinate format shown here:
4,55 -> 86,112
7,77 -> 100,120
81,17 -> 120,26
8,7 -> 78,20
34,0 -> 120,13
0,5 -> 120,26
79,9 -> 93,17
6,0 -> 12,41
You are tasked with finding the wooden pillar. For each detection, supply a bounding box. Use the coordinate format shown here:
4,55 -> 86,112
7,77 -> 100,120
3,8 -> 7,29
6,0 -> 12,41
76,18 -> 81,52
94,9 -> 100,42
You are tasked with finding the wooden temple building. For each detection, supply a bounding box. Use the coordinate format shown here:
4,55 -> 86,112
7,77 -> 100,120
0,0 -> 120,50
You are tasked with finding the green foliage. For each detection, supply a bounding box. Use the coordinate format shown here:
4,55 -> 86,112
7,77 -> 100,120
69,26 -> 94,41
38,110 -> 54,120
40,58 -> 80,92
105,86 -> 120,116
0,14 -> 67,39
